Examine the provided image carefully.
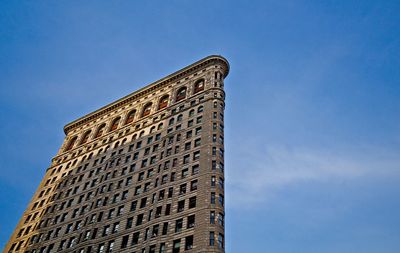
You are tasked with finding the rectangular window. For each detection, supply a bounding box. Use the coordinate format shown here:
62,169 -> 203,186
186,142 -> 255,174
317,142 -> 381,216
121,235 -> 129,249
173,239 -> 181,253
210,232 -> 215,246
185,235 -> 194,250
136,214 -> 144,226
193,151 -> 200,161
132,232 -> 140,245
218,233 -> 224,249
187,215 -> 195,228
192,164 -> 199,175
210,211 -> 215,224
177,200 -> 185,212
162,222 -> 168,235
189,196 -> 196,209
175,219 -> 183,233
179,184 -> 187,195
190,180 -> 198,191
126,217 -> 133,229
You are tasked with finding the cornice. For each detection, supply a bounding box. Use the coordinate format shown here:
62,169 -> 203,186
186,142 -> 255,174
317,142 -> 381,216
63,55 -> 229,135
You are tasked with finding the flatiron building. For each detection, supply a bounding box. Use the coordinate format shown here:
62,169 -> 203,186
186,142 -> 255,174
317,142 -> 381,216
4,55 -> 229,253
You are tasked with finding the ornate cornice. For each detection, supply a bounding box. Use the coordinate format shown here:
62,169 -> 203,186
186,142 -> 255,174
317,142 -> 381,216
63,55 -> 229,135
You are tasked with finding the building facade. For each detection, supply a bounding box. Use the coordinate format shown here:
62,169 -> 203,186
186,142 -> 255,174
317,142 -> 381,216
4,55 -> 229,253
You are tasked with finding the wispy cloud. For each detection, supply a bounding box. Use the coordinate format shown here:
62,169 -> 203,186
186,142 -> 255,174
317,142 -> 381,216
226,143 -> 400,208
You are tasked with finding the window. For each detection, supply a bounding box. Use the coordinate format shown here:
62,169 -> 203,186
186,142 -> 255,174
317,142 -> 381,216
135,186 -> 141,195
80,131 -> 91,145
126,217 -> 133,229
219,194 -> 224,206
195,127 -> 202,135
197,106 -> 204,113
132,232 -> 140,245
187,215 -> 195,228
136,214 -> 144,226
183,155 -> 190,164
218,233 -> 224,249
110,117 -> 121,132
140,197 -> 147,208
194,79 -> 204,93
210,211 -> 215,224
190,180 -> 198,191
121,235 -> 129,249
155,206 -> 162,217
65,136 -> 77,151
177,200 -> 185,212
130,201 -> 137,211
142,103 -> 152,117
162,222 -> 169,235
168,187 -> 173,198
185,235 -> 194,250
176,87 -> 187,102
123,111 -> 136,126
218,212 -> 224,226
173,239 -> 181,253
211,193 -> 216,204
189,196 -> 196,208
193,151 -> 200,161
159,243 -> 166,253
98,243 -> 105,253
158,95 -> 169,109
189,109 -> 194,117
152,224 -> 159,237
175,219 -> 183,233
181,168 -> 189,178
192,164 -> 199,175
179,184 -> 187,195
211,176 -> 216,187
210,232 -> 215,246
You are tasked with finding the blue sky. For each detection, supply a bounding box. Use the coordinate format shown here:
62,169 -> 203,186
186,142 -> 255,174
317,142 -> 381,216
1,1 -> 400,252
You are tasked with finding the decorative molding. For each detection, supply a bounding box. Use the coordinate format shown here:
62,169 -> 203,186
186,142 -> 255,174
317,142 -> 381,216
63,55 -> 229,135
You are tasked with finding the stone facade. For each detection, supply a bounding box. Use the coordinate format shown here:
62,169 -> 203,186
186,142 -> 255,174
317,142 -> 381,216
4,55 -> 229,253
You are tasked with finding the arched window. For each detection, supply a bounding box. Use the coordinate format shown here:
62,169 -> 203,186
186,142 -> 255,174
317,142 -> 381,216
65,136 -> 77,151
197,106 -> 204,113
176,87 -> 187,102
79,131 -> 91,145
125,110 -> 136,125
158,95 -> 169,110
95,124 -> 106,138
150,126 -> 156,133
142,103 -> 152,117
110,117 -> 121,132
139,131 -> 145,138
177,114 -> 183,122
189,109 -> 195,117
194,79 -> 205,94
169,118 -> 174,126
158,123 -> 163,130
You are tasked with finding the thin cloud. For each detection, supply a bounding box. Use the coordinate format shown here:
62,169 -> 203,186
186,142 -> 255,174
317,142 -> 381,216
226,144 -> 400,208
